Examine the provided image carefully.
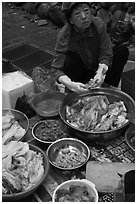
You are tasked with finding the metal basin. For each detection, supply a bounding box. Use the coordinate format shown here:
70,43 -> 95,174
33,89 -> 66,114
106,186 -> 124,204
59,88 -> 135,142
31,90 -> 65,117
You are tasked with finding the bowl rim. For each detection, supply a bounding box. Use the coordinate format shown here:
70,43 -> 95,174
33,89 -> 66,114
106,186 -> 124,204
2,143 -> 49,201
52,179 -> 98,202
46,137 -> 90,170
2,108 -> 29,136
59,88 -> 135,134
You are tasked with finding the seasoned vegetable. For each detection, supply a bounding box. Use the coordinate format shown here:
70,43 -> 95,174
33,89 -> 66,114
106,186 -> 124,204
66,95 -> 128,132
55,185 -> 95,202
34,120 -> 68,142
53,145 -> 87,168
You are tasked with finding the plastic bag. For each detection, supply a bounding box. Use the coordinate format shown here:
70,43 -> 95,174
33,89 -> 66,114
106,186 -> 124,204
15,92 -> 36,118
111,20 -> 134,45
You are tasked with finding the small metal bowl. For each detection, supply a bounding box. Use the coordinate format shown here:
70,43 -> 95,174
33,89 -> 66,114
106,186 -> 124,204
46,138 -> 90,170
32,119 -> 69,145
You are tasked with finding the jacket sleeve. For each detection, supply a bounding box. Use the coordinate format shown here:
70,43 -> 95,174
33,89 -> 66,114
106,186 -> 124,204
95,17 -> 113,68
51,23 -> 70,80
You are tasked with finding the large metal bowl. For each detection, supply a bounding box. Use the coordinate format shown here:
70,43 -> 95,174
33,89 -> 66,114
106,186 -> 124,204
2,144 -> 49,201
59,88 -> 135,142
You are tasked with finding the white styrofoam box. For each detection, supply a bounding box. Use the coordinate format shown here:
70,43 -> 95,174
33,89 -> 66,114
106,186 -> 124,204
2,71 -> 34,109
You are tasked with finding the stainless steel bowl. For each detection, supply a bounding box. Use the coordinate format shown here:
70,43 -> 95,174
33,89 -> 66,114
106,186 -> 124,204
32,119 -> 69,145
59,88 -> 135,142
31,90 -> 65,117
46,138 -> 90,170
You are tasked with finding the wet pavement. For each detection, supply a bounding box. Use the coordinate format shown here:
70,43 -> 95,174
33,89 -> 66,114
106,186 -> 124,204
2,3 -> 60,54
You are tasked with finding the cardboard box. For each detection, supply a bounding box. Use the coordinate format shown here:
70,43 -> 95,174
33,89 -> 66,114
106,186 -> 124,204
2,71 -> 34,109
121,69 -> 135,100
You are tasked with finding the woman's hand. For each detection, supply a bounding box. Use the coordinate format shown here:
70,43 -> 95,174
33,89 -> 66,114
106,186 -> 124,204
70,82 -> 87,93
93,72 -> 105,87
58,75 -> 87,93
93,63 -> 108,87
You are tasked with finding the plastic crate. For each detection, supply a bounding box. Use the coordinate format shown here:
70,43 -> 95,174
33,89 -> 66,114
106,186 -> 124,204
12,50 -> 53,76
2,61 -> 17,73
2,43 -> 39,61
121,70 -> 135,100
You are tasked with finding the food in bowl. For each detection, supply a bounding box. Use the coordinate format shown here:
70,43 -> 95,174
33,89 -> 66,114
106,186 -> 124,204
32,119 -> 69,143
47,138 -> 90,170
66,95 -> 129,132
53,145 -> 87,168
2,141 -> 44,194
36,99 -> 61,114
2,110 -> 27,145
55,185 -> 95,202
53,179 -> 98,202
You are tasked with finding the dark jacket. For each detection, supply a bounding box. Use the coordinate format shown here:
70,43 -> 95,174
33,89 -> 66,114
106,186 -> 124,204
52,16 -> 113,80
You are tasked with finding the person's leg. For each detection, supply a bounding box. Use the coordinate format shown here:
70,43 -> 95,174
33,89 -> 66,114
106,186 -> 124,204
63,52 -> 85,82
105,44 -> 129,87
64,52 -> 95,83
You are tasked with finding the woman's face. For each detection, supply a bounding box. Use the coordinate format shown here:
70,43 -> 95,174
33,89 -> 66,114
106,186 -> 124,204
70,4 -> 92,32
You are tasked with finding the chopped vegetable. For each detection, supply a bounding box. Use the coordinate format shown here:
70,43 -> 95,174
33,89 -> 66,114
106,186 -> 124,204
66,95 -> 128,132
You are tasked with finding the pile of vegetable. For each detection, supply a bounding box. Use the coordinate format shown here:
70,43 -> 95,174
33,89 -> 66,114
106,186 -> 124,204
66,95 -> 129,132
2,141 -> 44,194
2,111 -> 26,145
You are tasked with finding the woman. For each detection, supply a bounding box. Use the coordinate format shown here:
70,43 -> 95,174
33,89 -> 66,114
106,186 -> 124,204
52,2 -> 129,93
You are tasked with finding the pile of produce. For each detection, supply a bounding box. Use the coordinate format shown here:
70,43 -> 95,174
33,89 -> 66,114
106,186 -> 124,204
2,141 -> 44,194
66,95 -> 129,132
53,145 -> 87,168
2,111 -> 26,145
